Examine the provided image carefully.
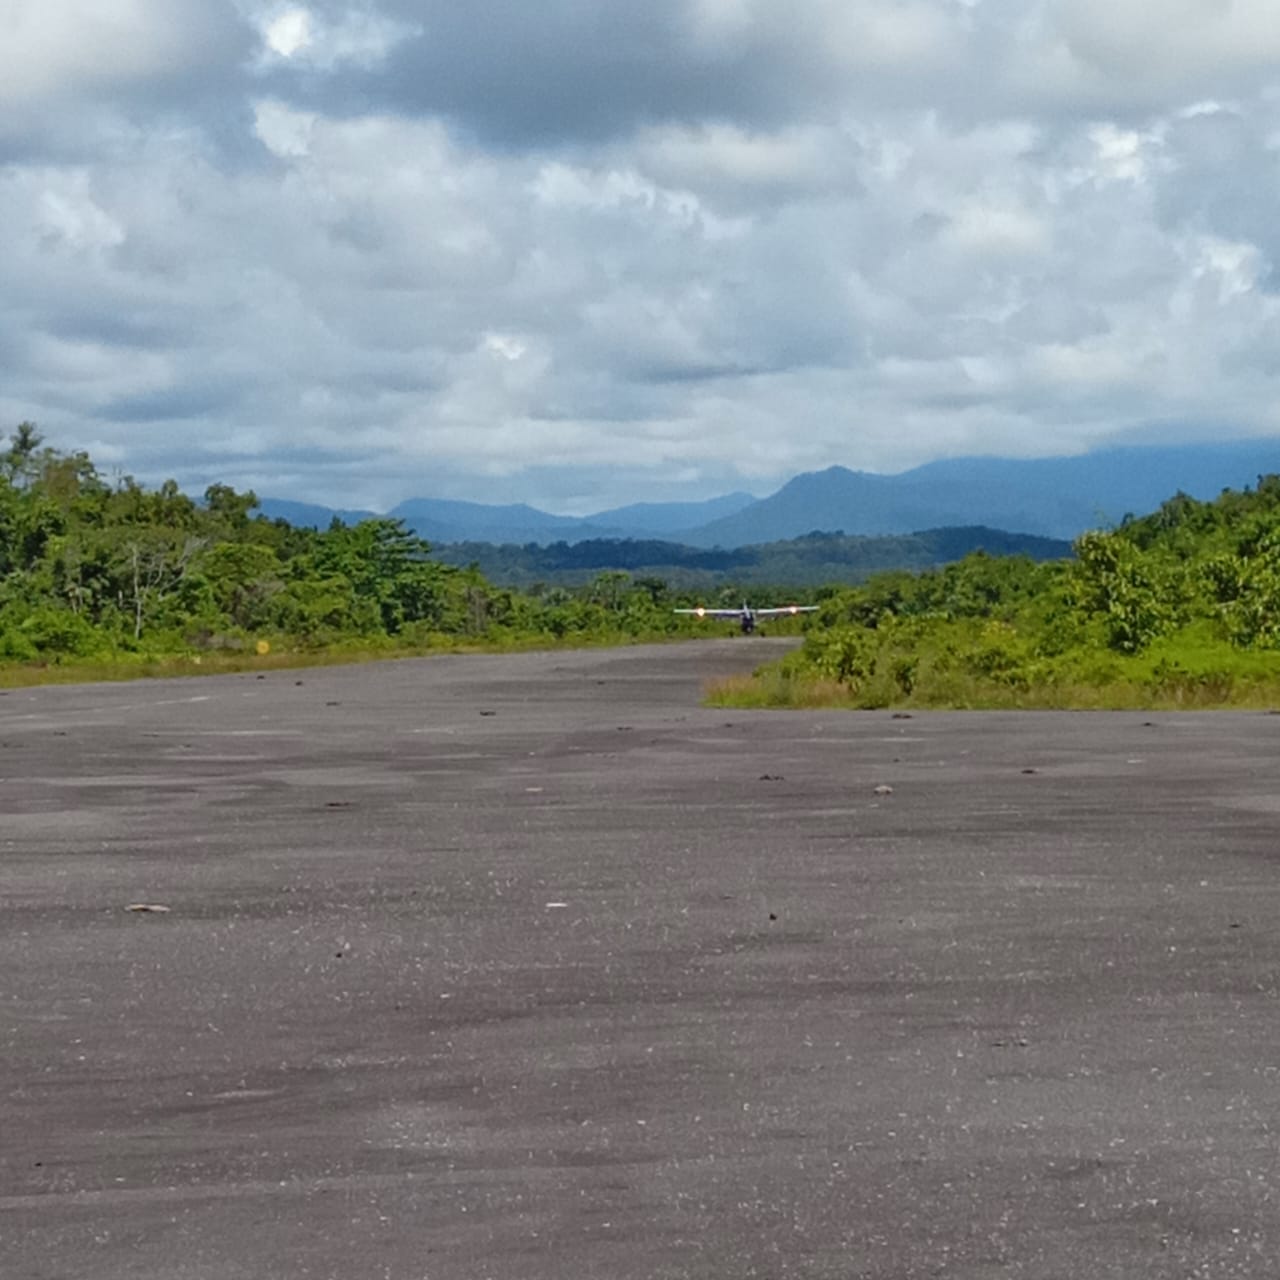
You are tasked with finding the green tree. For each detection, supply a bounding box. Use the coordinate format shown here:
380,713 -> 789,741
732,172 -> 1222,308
1071,531 -> 1177,653
2,422 -> 43,487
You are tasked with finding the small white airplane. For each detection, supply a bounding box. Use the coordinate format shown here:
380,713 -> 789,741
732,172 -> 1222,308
674,601 -> 818,634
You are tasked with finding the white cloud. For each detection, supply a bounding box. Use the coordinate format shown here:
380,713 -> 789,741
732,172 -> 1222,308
1052,0 -> 1280,82
252,100 -> 317,156
531,162 -> 749,241
942,201 -> 1050,257
1184,235 -> 1265,305
250,2 -> 418,70
1009,0 -> 1280,113
484,333 -> 529,362
32,173 -> 127,255
0,0 -> 246,107
1088,124 -> 1154,184
263,7 -> 313,57
3,1 -> 1280,510
635,123 -> 844,205
818,0 -> 956,70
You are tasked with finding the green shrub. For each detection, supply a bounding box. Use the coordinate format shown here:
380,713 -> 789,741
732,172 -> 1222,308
18,606 -> 101,657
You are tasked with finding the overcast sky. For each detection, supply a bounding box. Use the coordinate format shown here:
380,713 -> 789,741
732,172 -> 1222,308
4,1 -> 1280,512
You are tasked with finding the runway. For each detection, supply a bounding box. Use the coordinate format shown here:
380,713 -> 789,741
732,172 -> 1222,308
5,639 -> 1280,1278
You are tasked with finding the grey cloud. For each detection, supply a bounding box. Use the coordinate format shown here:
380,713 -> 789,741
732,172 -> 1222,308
267,0 -> 957,147
1,1 -> 256,154
4,2 -> 1280,513
1042,0 -> 1280,99
274,5 -> 782,145
98,383 -> 242,424
42,302 -> 205,354
630,124 -> 865,214
1006,296 -> 1110,347
1154,109 -> 1280,265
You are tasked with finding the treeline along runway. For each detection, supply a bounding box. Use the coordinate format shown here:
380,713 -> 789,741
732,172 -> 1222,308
5,641 -> 1280,1278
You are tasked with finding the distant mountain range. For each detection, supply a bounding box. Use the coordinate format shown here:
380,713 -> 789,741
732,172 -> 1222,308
256,441 -> 1280,548
256,490 -> 758,544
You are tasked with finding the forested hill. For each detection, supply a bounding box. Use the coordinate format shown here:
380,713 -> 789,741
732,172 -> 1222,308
732,475 -> 1280,710
0,426 -> 819,668
11,418 -> 1280,708
435,527 -> 1071,588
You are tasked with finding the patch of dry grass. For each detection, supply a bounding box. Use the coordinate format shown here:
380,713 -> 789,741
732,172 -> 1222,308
703,670 -> 860,709
704,666 -> 1280,712
0,629 -> 702,689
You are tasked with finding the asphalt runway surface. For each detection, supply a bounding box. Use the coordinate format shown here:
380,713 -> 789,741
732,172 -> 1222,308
6,640 -> 1280,1279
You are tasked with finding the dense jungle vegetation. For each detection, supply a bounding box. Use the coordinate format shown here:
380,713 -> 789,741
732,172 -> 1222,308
9,420 -> 1280,707
712,477 -> 1280,709
0,425 -> 809,684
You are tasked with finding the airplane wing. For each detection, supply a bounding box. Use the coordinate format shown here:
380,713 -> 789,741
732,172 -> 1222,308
673,608 -> 743,619
754,606 -> 819,617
